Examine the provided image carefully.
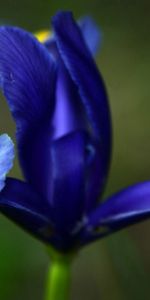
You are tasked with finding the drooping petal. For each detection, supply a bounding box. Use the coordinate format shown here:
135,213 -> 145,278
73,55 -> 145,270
0,26 -> 56,134
82,182 -> 150,245
0,177 -> 54,243
79,16 -> 101,55
50,131 -> 86,234
52,11 -> 111,189
0,134 -> 14,191
0,26 -> 56,197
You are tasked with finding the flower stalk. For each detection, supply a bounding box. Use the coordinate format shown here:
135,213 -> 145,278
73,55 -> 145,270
45,248 -> 74,300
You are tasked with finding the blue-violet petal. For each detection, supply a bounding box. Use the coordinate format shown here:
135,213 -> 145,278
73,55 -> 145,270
52,11 -> 111,191
50,131 -> 86,233
79,16 -> 101,55
0,26 -> 57,198
82,182 -> 150,244
0,177 -> 53,243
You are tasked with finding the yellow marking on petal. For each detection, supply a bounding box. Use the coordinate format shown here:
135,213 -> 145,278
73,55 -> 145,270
35,30 -> 50,43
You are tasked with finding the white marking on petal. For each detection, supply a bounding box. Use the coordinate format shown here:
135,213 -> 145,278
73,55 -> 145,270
0,134 -> 14,191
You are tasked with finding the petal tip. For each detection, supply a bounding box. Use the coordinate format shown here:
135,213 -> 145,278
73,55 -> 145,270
52,11 -> 73,28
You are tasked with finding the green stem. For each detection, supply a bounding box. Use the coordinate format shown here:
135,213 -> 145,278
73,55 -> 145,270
45,250 -> 73,300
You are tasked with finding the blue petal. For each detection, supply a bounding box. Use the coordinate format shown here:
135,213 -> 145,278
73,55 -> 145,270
50,131 -> 86,234
44,39 -> 89,139
0,177 -> 54,243
44,37 -> 57,55
79,16 -> 101,55
45,16 -> 101,56
52,62 -> 88,139
52,11 -> 112,188
82,182 -> 150,245
0,134 -> 14,191
84,139 -> 106,212
52,11 -> 111,140
0,26 -> 56,197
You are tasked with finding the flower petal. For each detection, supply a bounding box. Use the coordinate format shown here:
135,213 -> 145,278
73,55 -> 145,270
79,16 -> 101,55
52,11 -> 111,188
0,26 -> 56,196
82,182 -> 150,244
0,134 -> 14,191
0,26 -> 56,134
52,62 -> 88,139
0,177 -> 54,243
44,16 -> 101,56
52,11 -> 111,139
84,139 -> 105,212
50,131 -> 86,234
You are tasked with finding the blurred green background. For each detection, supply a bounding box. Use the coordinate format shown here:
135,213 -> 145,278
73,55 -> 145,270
0,1 -> 150,299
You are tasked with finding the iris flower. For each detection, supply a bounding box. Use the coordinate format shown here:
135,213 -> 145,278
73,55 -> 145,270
0,11 -> 150,254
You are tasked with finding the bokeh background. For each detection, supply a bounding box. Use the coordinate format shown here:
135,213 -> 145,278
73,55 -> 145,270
0,1 -> 150,299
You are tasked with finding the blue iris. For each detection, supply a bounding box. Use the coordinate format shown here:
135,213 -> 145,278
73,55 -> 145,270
0,11 -> 150,252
